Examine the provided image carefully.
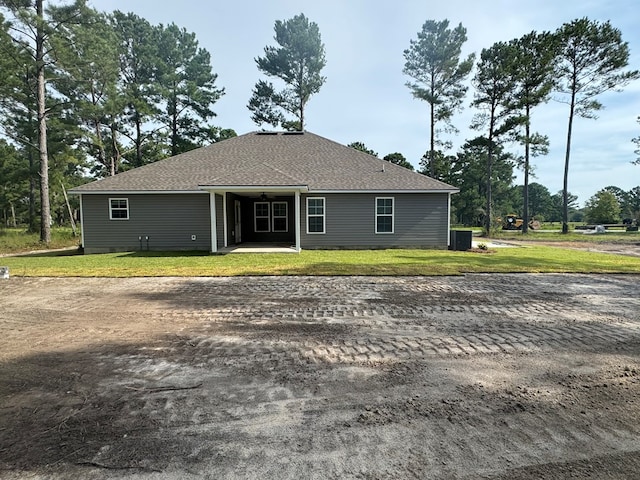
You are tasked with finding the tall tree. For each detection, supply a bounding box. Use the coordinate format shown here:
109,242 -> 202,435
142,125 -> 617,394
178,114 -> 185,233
403,20 -> 474,176
157,23 -> 224,156
248,13 -> 326,131
555,18 -> 640,233
111,11 -> 161,168
0,0 -> 83,243
510,31 -> 557,233
51,5 -> 122,176
0,13 -> 37,229
383,153 -> 414,171
471,41 -> 522,235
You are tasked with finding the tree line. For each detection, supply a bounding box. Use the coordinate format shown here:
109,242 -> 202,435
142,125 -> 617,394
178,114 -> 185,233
402,18 -> 639,234
346,18 -> 639,232
0,0 -> 233,238
0,3 -> 638,241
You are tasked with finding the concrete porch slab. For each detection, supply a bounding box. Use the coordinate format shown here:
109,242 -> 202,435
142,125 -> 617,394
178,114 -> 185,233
217,243 -> 298,254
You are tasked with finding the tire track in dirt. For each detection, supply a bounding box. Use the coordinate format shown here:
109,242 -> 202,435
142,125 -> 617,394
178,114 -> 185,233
1,274 -> 640,478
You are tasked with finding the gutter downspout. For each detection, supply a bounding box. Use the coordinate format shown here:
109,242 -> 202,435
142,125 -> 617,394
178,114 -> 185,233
295,190 -> 301,252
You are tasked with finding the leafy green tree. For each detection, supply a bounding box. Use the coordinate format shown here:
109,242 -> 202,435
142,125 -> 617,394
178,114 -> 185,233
157,23 -> 224,156
448,137 -> 516,226
111,11 -> 162,168
1,0 -> 50,241
584,190 -> 621,224
419,150 -> 456,182
511,182 -> 554,220
510,31 -> 557,233
403,20 -> 474,176
549,191 -> 579,222
383,153 -> 414,171
471,41 -> 522,235
209,127 -> 237,143
248,13 -> 326,131
51,5 -> 122,176
626,186 -> 640,220
0,0 -> 85,242
0,140 -> 28,227
602,186 -> 630,216
526,182 -> 553,220
347,142 -> 377,156
555,18 -> 640,233
0,12 -> 19,114
0,14 -> 36,228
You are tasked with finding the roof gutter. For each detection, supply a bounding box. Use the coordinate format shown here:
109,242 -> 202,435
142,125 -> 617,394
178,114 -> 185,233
310,189 -> 459,194
68,189 -> 206,195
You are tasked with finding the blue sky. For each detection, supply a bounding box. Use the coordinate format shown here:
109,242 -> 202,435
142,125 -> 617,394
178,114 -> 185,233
94,0 -> 640,206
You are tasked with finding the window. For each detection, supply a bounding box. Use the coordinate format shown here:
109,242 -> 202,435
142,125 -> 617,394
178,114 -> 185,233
272,202 -> 288,232
306,197 -> 325,234
109,198 -> 129,220
375,197 -> 394,234
254,202 -> 270,232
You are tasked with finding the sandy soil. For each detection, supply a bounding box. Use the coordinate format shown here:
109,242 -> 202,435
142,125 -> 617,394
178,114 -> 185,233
504,239 -> 640,257
1,274 -> 639,479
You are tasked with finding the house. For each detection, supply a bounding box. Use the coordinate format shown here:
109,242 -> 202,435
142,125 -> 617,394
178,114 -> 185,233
70,131 -> 458,253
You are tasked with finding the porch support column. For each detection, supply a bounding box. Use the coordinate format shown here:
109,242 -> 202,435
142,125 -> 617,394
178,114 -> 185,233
222,192 -> 228,248
209,191 -> 217,253
447,192 -> 452,247
295,190 -> 301,252
79,194 -> 85,248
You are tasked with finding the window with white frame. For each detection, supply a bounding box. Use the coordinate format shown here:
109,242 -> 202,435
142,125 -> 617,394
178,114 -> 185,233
109,198 -> 129,220
272,202 -> 288,232
254,202 -> 270,232
375,197 -> 394,233
306,197 -> 325,234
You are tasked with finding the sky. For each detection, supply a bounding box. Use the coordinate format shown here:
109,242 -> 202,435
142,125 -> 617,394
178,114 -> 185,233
93,0 -> 640,206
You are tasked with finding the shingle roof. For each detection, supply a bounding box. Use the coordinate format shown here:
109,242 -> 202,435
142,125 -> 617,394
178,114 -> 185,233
71,131 -> 458,193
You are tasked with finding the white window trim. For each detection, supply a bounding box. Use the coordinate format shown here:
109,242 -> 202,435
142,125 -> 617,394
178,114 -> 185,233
306,197 -> 326,234
109,197 -> 129,220
272,201 -> 288,232
254,201 -> 270,232
375,197 -> 394,234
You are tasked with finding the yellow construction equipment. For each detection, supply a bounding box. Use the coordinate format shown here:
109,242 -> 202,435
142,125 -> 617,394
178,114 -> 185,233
501,214 -> 540,230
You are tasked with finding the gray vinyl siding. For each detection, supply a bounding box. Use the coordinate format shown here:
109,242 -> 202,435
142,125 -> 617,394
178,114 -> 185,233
300,193 -> 449,249
81,194 -> 211,253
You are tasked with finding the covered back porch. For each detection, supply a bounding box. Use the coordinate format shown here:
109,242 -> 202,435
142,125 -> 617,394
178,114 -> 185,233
201,186 -> 307,253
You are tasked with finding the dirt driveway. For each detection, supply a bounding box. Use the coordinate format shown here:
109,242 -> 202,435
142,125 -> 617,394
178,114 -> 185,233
1,274 -> 639,479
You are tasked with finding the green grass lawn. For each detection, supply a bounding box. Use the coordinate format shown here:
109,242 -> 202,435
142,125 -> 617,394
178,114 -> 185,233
1,246 -> 639,277
2,226 -> 639,277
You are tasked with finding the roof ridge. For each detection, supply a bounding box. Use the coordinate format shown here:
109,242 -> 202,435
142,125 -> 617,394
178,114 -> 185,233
260,160 -> 306,185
